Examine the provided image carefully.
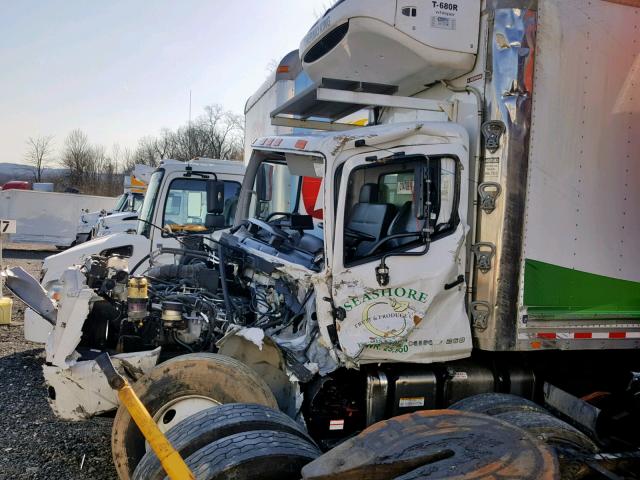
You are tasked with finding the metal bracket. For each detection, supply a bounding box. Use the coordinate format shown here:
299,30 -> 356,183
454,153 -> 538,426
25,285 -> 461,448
478,182 -> 502,214
482,121 -> 506,153
472,242 -> 496,274
470,301 -> 491,331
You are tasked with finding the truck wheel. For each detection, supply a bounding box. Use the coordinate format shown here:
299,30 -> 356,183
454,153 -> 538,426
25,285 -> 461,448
112,353 -> 278,480
493,410 -> 599,453
450,393 -> 547,416
132,403 -> 314,480
183,430 -> 320,480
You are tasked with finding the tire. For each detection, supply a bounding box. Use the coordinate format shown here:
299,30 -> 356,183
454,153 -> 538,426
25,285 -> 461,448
183,430 -> 320,480
449,393 -> 547,416
493,410 -> 599,453
133,403 -> 314,480
112,353 -> 278,480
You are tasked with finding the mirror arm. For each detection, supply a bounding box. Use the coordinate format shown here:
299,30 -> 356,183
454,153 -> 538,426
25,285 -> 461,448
375,240 -> 431,287
185,166 -> 218,180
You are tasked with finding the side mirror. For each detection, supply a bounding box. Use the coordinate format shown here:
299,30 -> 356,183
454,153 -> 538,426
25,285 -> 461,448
256,164 -> 273,202
206,180 -> 225,214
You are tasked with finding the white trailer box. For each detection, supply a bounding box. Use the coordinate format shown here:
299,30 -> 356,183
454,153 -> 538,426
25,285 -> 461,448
0,190 -> 116,246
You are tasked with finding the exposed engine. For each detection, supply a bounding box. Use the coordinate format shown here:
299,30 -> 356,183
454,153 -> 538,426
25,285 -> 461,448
75,221 -> 327,367
79,254 -> 225,356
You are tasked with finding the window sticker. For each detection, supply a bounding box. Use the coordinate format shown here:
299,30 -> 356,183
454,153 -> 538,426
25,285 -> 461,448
397,178 -> 414,195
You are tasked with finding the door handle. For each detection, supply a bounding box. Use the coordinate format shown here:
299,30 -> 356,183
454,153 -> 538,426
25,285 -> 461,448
444,275 -> 465,290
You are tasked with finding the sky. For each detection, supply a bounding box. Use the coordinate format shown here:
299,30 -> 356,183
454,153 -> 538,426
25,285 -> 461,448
0,0 -> 331,165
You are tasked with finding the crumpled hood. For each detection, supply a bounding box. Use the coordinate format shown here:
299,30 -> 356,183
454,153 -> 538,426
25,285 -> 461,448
41,232 -> 149,287
99,211 -> 138,227
78,210 -> 108,226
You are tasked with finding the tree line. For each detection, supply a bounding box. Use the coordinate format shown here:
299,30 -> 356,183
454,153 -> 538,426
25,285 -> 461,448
22,104 -> 244,196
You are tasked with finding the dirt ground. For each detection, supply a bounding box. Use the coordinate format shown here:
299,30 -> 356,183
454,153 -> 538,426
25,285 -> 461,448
0,248 -> 116,480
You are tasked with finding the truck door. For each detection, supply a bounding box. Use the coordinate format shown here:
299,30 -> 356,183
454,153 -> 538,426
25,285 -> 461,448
330,145 -> 472,364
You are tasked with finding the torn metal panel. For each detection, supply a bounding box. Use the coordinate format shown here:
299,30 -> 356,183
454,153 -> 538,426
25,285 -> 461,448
2,266 -> 57,324
24,308 -> 53,344
218,334 -> 297,416
43,348 -> 161,420
45,268 -> 98,367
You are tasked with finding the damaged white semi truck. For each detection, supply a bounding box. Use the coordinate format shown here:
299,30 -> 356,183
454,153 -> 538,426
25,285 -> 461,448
6,0 -> 640,478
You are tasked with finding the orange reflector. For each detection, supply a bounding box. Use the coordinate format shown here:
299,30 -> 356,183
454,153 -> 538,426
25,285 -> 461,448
276,65 -> 290,73
530,341 -> 542,349
295,140 -> 308,149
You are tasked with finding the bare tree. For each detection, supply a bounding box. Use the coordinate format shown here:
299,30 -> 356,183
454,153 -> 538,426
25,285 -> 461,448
24,135 -> 54,182
129,104 -> 244,164
61,129 -> 92,186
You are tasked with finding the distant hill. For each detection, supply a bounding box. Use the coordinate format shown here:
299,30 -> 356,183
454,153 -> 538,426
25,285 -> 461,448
0,163 -> 67,183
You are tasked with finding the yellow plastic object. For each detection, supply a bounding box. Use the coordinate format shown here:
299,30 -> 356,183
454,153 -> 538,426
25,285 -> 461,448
165,224 -> 207,233
128,277 -> 148,299
0,297 -> 12,325
96,354 -> 194,480
117,384 -> 195,480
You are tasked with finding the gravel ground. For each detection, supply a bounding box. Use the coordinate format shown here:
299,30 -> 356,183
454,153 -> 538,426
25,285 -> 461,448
0,249 -> 116,480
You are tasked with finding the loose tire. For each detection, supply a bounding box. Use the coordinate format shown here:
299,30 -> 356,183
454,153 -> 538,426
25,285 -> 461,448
112,353 -> 278,480
182,430 -> 320,480
449,393 -> 547,416
493,410 -> 599,480
133,403 -> 314,480
493,410 -> 599,453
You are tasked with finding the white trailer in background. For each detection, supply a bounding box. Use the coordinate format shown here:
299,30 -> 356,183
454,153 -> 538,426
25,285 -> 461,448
244,49 -> 305,162
0,190 -> 116,247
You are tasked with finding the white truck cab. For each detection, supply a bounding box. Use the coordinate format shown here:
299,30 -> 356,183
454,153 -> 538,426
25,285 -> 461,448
238,122 -> 472,365
75,191 -> 144,244
25,158 -> 245,343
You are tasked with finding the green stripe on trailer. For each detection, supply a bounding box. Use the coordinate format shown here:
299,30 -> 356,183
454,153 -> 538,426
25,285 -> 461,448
523,260 -> 640,319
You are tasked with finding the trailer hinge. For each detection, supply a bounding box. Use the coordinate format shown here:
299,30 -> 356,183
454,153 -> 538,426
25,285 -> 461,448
478,182 -> 502,214
470,301 -> 491,331
482,121 -> 505,153
472,242 -> 496,274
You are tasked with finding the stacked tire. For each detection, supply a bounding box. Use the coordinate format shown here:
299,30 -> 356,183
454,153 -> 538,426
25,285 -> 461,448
111,353 -> 319,480
133,403 -> 320,480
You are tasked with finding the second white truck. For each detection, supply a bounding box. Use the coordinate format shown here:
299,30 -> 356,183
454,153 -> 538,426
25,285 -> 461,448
23,158 -> 245,344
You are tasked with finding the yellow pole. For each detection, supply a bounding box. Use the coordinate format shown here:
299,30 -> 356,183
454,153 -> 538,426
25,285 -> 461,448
96,354 -> 194,480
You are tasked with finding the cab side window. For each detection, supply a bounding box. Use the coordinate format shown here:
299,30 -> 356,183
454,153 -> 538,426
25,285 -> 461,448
343,156 -> 458,266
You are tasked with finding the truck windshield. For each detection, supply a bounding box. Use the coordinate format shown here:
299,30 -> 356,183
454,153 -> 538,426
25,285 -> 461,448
251,161 -> 325,222
136,170 -> 164,237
